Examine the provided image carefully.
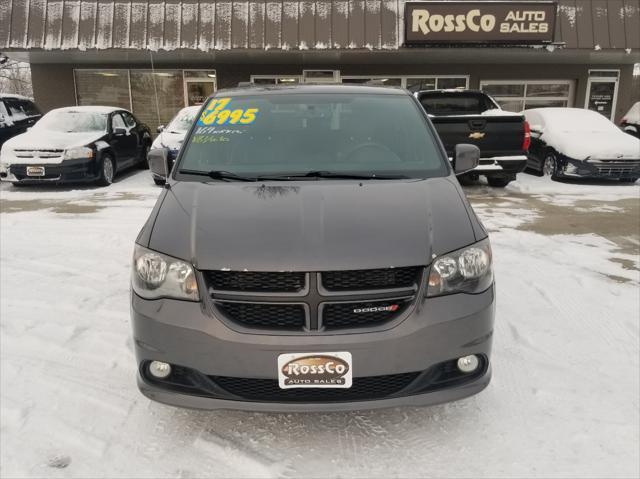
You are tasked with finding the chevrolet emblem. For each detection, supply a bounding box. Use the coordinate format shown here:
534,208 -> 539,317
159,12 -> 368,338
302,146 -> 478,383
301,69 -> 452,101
469,132 -> 485,140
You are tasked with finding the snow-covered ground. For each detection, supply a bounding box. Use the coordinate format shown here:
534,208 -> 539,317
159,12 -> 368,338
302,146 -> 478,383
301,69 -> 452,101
1,172 -> 639,478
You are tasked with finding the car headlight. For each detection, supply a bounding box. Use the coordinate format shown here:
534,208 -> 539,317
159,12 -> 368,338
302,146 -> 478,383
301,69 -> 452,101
63,146 -> 93,160
427,238 -> 493,297
0,146 -> 14,165
151,136 -> 166,149
131,245 -> 199,301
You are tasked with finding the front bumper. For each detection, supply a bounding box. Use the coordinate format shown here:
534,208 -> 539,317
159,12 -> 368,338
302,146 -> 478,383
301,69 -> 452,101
558,157 -> 640,179
131,286 -> 495,411
475,156 -> 527,176
0,157 -> 99,184
451,155 -> 527,177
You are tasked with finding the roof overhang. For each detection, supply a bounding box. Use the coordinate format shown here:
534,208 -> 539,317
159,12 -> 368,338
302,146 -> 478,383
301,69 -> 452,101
5,47 -> 639,66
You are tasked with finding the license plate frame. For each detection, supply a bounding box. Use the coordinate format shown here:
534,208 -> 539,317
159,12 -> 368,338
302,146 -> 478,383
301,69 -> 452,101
26,166 -> 45,177
277,351 -> 352,389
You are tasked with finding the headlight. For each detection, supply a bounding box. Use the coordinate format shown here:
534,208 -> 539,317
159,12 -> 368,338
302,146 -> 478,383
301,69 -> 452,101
427,238 -> 493,297
131,245 -> 199,301
63,146 -> 93,160
0,147 -> 14,165
151,136 -> 166,149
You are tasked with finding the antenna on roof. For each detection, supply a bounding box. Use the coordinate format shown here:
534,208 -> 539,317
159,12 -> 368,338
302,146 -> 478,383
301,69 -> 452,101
149,51 -> 162,127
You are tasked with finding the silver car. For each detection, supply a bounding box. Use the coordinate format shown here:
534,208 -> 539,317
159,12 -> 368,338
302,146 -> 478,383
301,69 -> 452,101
132,85 -> 494,411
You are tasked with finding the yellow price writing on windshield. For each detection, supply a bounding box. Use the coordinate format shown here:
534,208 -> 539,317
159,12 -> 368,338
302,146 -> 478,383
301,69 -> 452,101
198,98 -> 258,126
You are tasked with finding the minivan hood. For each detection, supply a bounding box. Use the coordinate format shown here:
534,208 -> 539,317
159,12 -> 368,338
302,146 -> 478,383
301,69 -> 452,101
147,177 -> 478,272
4,129 -> 106,150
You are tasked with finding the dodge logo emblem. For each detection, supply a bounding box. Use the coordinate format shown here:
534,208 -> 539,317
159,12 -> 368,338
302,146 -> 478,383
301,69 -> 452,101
353,304 -> 399,313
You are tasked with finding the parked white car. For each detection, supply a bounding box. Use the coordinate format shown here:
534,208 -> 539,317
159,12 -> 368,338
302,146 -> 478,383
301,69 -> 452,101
620,101 -> 640,139
150,105 -> 200,185
523,107 -> 640,182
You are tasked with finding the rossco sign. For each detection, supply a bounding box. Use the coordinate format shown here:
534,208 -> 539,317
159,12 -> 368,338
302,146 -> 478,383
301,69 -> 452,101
405,1 -> 557,44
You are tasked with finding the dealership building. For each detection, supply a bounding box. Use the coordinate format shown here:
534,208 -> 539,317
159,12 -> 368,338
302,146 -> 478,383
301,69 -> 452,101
1,0 -> 639,131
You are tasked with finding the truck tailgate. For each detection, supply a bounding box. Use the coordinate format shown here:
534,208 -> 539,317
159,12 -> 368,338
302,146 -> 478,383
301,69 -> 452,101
431,115 -> 524,158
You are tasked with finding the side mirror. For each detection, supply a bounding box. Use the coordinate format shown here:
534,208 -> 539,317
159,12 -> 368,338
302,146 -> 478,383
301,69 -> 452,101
148,147 -> 171,179
113,127 -> 127,136
453,144 -> 480,175
157,125 -> 165,133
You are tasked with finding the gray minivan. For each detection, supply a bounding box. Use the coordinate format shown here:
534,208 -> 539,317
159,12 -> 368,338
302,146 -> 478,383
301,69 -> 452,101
132,85 -> 495,411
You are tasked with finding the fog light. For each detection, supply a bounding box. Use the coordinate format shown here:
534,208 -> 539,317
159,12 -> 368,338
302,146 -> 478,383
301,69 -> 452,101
457,355 -> 479,373
149,361 -> 172,379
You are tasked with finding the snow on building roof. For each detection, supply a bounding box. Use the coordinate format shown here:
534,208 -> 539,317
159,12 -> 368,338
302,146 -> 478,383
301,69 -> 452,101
0,0 -> 637,52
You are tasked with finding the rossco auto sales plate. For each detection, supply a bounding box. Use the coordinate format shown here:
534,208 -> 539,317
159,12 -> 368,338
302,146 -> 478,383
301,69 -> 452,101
278,352 -> 353,389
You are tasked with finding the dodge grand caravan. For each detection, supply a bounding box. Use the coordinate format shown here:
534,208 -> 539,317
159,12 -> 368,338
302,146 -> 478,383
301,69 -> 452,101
132,85 -> 495,411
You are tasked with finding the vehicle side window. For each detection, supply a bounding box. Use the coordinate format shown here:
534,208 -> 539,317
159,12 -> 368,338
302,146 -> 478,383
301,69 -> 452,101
112,113 -> 126,131
4,99 -> 25,118
0,101 -> 8,119
122,112 -> 137,128
20,100 -> 40,117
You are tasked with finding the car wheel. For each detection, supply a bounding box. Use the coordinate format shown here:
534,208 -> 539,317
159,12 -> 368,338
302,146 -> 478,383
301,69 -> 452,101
487,176 -> 513,188
153,177 -> 165,186
620,177 -> 638,183
138,144 -> 150,170
97,155 -> 115,186
542,153 -> 559,180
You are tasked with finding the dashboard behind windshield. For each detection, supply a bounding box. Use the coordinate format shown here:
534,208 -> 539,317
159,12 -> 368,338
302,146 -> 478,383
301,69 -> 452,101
177,93 -> 448,179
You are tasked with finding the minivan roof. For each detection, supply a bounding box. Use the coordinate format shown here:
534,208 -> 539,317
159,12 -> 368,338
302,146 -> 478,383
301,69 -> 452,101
213,84 -> 408,97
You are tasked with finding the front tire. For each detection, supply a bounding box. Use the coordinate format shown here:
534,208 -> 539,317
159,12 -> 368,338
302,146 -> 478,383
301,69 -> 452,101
97,155 -> 115,186
542,153 -> 560,180
138,144 -> 150,170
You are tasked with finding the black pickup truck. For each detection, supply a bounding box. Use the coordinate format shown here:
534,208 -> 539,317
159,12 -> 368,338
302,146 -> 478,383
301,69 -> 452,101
415,90 -> 530,187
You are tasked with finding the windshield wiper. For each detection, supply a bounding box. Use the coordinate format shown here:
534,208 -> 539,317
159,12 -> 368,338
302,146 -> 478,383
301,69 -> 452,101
268,171 -> 409,180
178,169 -> 258,182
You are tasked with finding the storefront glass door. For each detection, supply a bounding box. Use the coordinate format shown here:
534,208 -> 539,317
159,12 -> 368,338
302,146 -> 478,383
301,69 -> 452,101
184,80 -> 215,106
585,75 -> 619,121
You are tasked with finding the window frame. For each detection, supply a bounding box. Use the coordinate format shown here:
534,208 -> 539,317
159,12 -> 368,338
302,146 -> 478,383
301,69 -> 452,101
479,79 -> 575,112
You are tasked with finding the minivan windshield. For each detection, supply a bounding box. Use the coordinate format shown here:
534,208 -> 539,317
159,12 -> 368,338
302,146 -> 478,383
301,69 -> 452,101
177,93 -> 447,179
35,111 -> 108,133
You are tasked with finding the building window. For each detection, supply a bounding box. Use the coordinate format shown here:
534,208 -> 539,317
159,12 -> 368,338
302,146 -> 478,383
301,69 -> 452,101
250,76 -> 301,85
341,77 -> 403,87
405,76 -> 468,92
74,69 -> 216,132
74,69 -> 131,111
480,80 -> 574,112
130,70 -> 184,131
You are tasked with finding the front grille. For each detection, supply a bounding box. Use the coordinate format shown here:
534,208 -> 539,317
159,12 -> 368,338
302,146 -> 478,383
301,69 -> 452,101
210,372 -> 421,402
216,301 -> 306,330
589,160 -> 640,177
322,299 -> 409,330
321,267 -> 420,291
206,271 -> 306,293
207,267 -> 422,333
13,149 -> 64,159
596,167 -> 638,176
